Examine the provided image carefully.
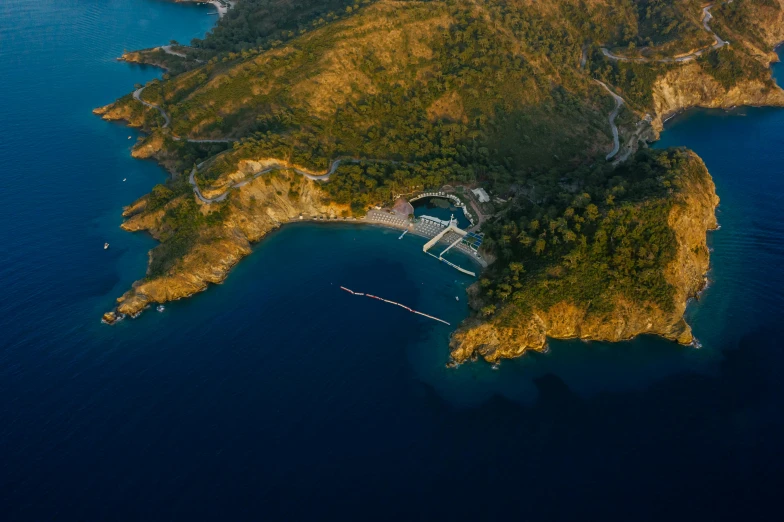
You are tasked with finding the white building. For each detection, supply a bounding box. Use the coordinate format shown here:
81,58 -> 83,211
471,188 -> 490,203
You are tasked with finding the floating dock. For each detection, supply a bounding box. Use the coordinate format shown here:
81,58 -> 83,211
340,286 -> 450,325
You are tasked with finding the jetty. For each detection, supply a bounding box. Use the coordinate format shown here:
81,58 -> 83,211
420,214 -> 478,277
362,209 -> 486,276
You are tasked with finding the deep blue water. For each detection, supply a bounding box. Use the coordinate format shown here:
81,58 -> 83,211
2,1 -> 784,520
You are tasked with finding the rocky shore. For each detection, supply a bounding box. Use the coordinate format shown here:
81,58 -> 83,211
650,66 -> 784,132
449,152 -> 720,363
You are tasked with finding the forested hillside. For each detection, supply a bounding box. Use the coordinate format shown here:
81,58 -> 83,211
100,0 -> 784,356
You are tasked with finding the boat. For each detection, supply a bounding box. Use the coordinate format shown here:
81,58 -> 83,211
104,242 -> 109,250
455,296 -> 459,301
127,136 -> 131,139
157,305 -> 165,312
122,178 -> 126,182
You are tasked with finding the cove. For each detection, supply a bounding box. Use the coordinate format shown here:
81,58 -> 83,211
3,1 -> 784,520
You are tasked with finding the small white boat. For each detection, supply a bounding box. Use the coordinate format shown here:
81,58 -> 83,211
157,305 -> 165,312
455,296 -> 459,301
123,178 -> 127,181
104,242 -> 109,250
128,136 -> 132,139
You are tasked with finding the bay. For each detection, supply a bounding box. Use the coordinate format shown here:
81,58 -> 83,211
2,1 -> 784,519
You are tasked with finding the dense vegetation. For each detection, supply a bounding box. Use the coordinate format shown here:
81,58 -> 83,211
192,0 -> 375,54
113,0 -> 781,318
713,0 -> 782,50
177,0 -> 614,198
143,178 -> 230,278
699,46 -> 770,89
612,0 -> 712,51
589,51 -> 671,109
478,148 -> 700,316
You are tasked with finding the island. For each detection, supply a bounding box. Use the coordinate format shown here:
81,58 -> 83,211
97,0 -> 784,363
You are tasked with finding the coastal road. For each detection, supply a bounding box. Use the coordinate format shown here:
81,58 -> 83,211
188,159 -> 368,204
600,2 -> 731,64
595,80 -> 624,160
159,45 -> 205,64
131,86 -> 401,204
133,84 -> 234,143
189,158 -> 417,204
133,86 -> 171,128
160,45 -> 187,58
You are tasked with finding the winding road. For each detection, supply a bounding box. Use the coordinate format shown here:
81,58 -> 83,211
189,161 -> 337,203
159,45 -> 205,64
600,2 -> 731,64
132,84 -> 411,203
160,45 -> 187,58
189,158 -> 415,204
133,86 -> 171,128
133,85 -> 233,143
595,80 -> 624,160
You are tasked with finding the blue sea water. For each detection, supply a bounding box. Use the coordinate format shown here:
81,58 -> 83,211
2,1 -> 784,520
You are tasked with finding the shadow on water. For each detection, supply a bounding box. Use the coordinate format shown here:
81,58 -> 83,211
398,326 -> 784,521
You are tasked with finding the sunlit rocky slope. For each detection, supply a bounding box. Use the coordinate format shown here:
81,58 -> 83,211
97,0 -> 784,361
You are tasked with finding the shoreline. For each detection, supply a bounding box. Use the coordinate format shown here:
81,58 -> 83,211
100,1 -> 782,336
102,215 -> 484,324
261,217 -> 487,268
175,0 -> 230,18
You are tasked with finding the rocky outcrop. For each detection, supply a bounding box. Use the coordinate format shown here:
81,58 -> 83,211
119,50 -> 170,70
650,64 -> 784,131
450,152 -> 719,363
104,172 -> 350,322
131,132 -> 166,159
93,97 -> 146,128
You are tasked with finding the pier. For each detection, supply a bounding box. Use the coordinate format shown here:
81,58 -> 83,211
362,209 -> 485,277
421,215 -> 477,277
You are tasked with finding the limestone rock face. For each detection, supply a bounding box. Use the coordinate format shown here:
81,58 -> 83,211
650,64 -> 784,131
450,153 -> 719,363
107,172 -> 349,320
93,99 -> 145,128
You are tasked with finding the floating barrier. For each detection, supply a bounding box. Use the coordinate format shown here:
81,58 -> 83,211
340,286 -> 450,325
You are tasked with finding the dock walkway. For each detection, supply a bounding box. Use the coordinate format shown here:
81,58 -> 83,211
363,210 -> 486,274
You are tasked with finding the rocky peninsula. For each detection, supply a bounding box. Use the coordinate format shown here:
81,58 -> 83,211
98,0 -> 784,362
450,151 -> 719,363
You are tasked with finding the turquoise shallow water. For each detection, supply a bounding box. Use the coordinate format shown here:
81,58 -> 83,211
2,1 -> 784,519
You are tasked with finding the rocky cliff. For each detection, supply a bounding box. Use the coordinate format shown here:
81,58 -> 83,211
450,152 -> 719,363
650,64 -> 784,131
102,172 -> 349,323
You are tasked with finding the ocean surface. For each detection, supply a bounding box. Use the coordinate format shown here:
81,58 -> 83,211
2,1 -> 784,519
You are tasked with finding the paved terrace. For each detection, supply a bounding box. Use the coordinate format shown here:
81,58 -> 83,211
363,210 -> 486,268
